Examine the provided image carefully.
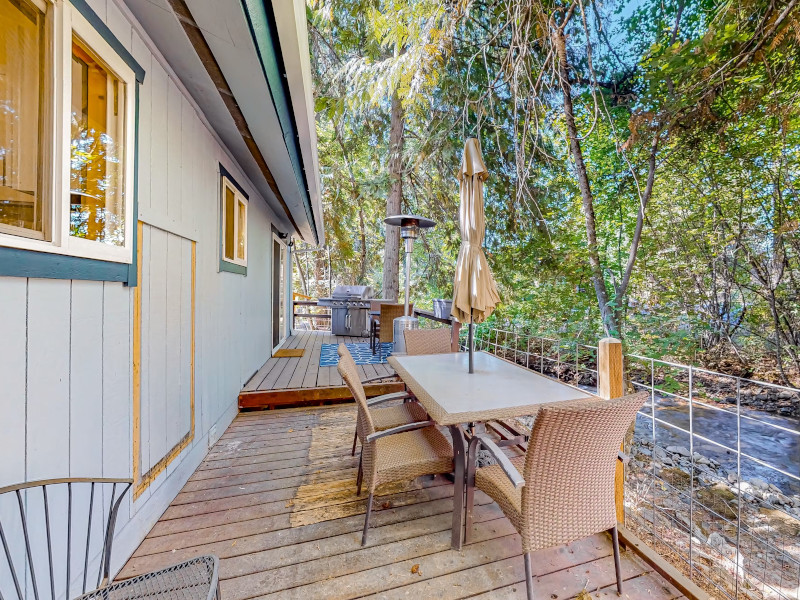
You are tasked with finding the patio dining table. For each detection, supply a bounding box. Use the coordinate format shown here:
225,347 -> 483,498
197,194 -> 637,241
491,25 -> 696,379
388,350 -> 594,550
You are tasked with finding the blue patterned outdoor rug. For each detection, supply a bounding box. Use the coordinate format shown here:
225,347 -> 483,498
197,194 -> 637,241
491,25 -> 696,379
320,342 -> 393,366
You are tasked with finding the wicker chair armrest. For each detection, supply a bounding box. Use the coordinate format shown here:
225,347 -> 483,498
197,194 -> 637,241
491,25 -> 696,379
617,450 -> 630,465
366,391 -> 414,406
474,433 -> 525,488
366,420 -> 435,442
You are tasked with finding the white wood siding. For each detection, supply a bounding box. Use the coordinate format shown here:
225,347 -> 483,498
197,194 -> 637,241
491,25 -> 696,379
0,0 -> 286,580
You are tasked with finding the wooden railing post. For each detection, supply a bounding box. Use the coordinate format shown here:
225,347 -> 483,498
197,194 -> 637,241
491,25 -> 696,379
598,337 -> 623,400
598,337 -> 626,523
451,320 -> 462,352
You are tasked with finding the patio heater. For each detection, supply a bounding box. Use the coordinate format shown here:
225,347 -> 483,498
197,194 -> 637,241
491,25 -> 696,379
383,214 -> 436,354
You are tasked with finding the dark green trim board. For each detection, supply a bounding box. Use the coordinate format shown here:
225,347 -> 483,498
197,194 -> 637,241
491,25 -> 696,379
126,82 -> 141,286
239,0 -> 318,244
219,260 -> 247,276
219,165 -> 248,276
70,0 -> 146,84
0,248 -> 129,282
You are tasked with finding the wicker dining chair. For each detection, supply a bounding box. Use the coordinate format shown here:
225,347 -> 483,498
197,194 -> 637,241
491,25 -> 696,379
403,328 -> 453,355
465,392 -> 647,600
0,479 -> 220,600
337,344 -> 453,546
369,300 -> 389,351
339,345 -> 427,460
372,303 -> 412,359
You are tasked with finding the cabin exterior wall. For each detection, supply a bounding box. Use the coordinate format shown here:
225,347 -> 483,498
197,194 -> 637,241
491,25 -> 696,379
0,0 -> 288,576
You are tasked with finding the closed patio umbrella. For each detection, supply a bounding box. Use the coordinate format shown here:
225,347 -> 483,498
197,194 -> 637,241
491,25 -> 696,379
452,138 -> 501,373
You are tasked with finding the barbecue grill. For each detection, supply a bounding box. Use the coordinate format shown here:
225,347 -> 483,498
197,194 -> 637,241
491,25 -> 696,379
318,285 -> 375,336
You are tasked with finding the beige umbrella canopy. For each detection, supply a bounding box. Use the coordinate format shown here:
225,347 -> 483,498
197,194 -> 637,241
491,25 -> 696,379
452,138 -> 501,372
452,138 -> 501,323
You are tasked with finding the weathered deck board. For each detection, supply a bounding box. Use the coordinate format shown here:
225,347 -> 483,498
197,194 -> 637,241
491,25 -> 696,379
120,405 -> 685,600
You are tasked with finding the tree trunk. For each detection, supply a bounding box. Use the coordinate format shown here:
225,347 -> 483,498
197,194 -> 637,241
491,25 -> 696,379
293,251 -> 308,296
335,126 -> 369,284
553,27 -> 619,336
358,206 -> 367,283
382,91 -> 404,301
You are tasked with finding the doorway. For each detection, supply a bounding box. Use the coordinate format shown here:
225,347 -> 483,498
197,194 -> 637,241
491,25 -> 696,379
272,234 -> 287,351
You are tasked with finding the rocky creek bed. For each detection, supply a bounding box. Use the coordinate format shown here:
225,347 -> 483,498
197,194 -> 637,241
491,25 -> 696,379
626,438 -> 800,599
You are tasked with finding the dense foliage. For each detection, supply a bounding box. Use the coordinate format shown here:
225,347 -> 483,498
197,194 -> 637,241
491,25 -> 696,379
303,0 -> 800,384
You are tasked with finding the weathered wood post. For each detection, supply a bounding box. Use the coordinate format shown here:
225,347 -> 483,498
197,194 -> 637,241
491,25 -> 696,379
597,337 -> 626,523
451,320 -> 462,352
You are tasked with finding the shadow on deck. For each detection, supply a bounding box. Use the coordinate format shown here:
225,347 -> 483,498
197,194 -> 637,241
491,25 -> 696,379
120,404 -> 686,599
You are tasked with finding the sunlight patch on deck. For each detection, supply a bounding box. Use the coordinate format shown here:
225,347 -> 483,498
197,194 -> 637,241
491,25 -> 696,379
290,405 -> 423,527
289,477 -> 424,527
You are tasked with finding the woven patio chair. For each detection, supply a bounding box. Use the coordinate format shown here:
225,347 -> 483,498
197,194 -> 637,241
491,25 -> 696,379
337,344 -> 453,546
372,302 -> 412,359
403,328 -> 453,355
339,345 -> 426,460
369,300 -> 389,351
465,392 -> 647,600
0,479 -> 220,600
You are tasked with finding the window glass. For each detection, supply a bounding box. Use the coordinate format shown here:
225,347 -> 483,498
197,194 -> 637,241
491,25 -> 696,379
224,185 -> 235,260
237,199 -> 245,260
0,0 -> 46,238
70,37 -> 126,246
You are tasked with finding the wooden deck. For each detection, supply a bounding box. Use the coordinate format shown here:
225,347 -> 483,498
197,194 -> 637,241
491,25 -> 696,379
239,331 -> 402,410
119,404 -> 686,599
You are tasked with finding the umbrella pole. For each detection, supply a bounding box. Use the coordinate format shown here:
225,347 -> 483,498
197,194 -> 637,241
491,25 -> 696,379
468,312 -> 474,374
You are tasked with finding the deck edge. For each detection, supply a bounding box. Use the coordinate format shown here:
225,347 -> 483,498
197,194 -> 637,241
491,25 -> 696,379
618,525 -> 710,600
238,382 -> 406,410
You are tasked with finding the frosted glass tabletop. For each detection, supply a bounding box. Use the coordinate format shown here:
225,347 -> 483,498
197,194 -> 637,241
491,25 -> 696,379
388,351 -> 594,425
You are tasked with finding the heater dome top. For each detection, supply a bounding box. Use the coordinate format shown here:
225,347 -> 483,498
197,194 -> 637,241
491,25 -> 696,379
383,214 -> 436,229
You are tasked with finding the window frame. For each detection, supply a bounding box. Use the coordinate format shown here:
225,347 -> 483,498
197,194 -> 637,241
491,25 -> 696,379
0,0 -> 137,264
220,174 -> 248,271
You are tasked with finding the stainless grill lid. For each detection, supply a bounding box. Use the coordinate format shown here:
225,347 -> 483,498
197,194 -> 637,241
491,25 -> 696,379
331,285 -> 373,299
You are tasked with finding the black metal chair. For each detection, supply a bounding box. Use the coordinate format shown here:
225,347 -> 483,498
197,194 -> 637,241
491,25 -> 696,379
0,478 -> 220,600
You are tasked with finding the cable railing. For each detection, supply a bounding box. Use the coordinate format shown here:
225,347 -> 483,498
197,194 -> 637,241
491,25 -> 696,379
467,324 -> 800,600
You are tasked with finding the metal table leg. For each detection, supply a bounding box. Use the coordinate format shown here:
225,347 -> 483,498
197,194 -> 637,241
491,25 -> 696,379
465,435 -> 480,544
448,424 -> 467,550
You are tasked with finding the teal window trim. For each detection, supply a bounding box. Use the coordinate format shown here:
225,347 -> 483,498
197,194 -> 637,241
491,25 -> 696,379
0,248 -> 130,282
239,0 -> 318,244
220,164 -> 249,200
219,165 -> 248,276
127,81 -> 142,286
219,260 -> 247,276
0,81 -> 143,284
70,0 -> 146,84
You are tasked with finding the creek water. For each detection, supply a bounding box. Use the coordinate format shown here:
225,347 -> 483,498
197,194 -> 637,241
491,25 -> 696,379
634,395 -> 800,496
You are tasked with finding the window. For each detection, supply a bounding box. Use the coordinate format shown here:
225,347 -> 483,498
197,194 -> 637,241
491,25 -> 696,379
221,175 -> 247,268
0,0 -> 135,263
70,37 -> 126,246
0,0 -> 48,239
